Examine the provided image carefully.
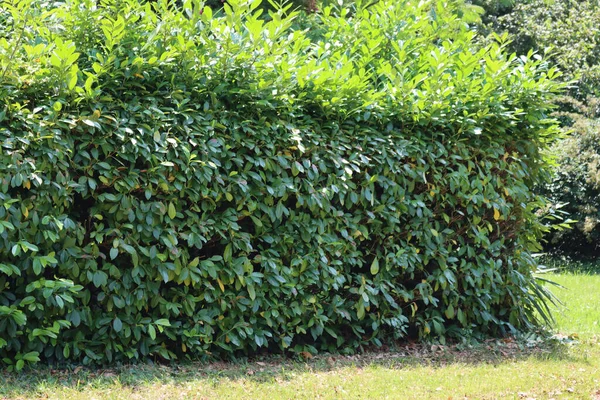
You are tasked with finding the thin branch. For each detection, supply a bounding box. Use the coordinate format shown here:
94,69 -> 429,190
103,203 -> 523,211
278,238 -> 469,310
0,9 -> 29,80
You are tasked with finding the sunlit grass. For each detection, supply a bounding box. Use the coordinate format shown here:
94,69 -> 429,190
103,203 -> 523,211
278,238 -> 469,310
546,273 -> 600,338
2,271 -> 600,400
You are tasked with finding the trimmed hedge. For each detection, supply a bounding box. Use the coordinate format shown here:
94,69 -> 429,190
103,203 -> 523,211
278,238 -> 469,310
0,0 -> 562,368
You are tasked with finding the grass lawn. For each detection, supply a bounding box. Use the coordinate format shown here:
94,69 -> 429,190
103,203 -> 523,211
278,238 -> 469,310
1,273 -> 599,400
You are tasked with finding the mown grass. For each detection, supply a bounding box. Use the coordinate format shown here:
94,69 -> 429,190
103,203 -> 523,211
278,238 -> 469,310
1,272 -> 599,400
545,273 -> 600,338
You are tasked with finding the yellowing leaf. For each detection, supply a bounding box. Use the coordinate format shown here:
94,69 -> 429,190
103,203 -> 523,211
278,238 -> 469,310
217,277 -> 225,292
493,208 -> 500,221
357,303 -> 365,319
370,257 -> 380,275
247,284 -> 256,301
24,180 -> 31,189
168,202 -> 176,219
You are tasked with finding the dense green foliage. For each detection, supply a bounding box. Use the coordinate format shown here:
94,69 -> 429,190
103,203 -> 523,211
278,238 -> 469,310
0,0 -> 562,368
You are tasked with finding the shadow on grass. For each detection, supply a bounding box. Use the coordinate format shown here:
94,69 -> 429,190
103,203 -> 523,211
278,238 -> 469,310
0,337 -> 589,398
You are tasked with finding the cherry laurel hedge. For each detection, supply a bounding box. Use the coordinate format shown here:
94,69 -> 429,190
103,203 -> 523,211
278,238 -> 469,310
0,0 -> 562,368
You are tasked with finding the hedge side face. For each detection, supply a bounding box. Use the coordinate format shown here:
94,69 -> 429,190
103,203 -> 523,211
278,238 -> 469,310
0,0 -> 562,368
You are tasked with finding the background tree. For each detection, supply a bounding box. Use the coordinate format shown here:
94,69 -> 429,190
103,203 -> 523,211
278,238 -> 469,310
475,0 -> 600,259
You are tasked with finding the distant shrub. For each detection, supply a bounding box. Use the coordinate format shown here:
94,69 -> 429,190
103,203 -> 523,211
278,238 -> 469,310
543,114 -> 600,257
479,0 -> 600,257
0,0 -> 562,369
468,0 -> 516,20
491,0 -> 600,101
